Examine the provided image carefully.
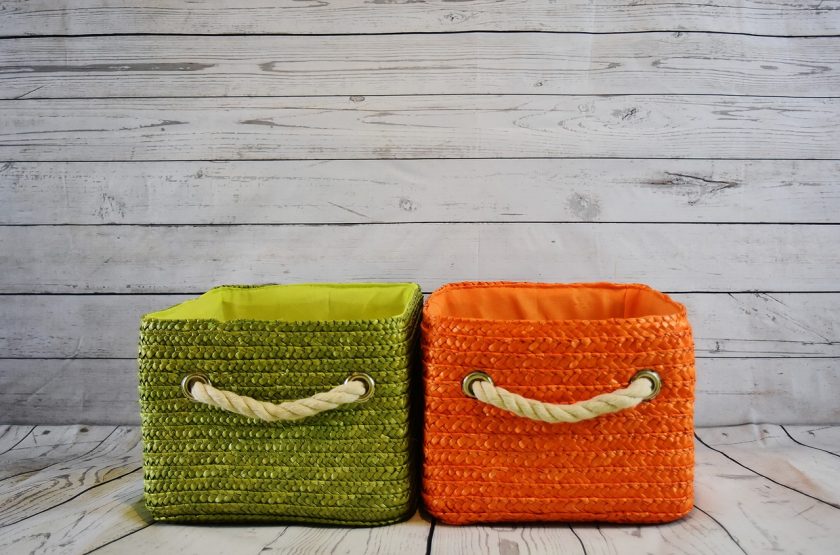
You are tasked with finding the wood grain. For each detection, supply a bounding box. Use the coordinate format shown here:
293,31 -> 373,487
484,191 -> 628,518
2,0 -> 837,36
0,468 -> 147,554
5,33 -> 839,99
2,224 -> 839,293
697,424 -> 840,506
0,425 -> 116,481
0,425 -> 34,455
95,511 -> 432,555
0,426 -> 140,527
692,430 -> 840,553
784,425 -> 840,456
0,362 -> 139,425
3,293 -> 838,358
3,160 -> 839,225
3,96 -> 839,161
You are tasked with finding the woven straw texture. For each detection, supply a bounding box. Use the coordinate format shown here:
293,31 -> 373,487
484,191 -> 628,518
421,282 -> 695,525
138,283 -> 423,525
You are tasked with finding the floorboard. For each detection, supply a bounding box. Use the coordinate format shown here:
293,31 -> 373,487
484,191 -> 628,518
0,425 -> 836,554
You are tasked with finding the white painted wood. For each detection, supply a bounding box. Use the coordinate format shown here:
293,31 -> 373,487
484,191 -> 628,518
3,293 -> 838,359
431,523 -> 586,554
694,359 -> 840,426
0,425 -> 116,481
0,360 -> 140,425
3,357 -> 838,427
697,424 -> 840,506
3,160 -> 839,225
570,512 -> 747,555
96,511 -> 432,555
692,430 -> 840,554
3,96 -> 839,161
2,224 -> 839,294
784,425 -> 840,456
0,468 -> 147,554
0,426 -> 140,526
5,33 -> 839,99
1,1 -> 836,36
0,425 -> 34,455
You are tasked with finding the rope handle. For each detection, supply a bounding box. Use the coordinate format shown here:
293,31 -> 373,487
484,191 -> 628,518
461,369 -> 662,424
180,373 -> 375,423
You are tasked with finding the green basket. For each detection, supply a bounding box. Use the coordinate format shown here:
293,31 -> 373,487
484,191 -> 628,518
138,283 -> 423,525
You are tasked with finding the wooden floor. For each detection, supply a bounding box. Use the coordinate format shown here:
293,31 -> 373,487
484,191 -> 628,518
0,424 -> 837,554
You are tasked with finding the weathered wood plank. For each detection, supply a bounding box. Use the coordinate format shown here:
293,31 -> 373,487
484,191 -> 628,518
691,429 -> 839,553
1,0 -> 837,36
3,293 -> 838,358
2,96 -> 839,161
0,425 -> 34,455
0,467 -> 148,554
784,425 -> 840,456
96,511 -> 431,555
0,425 -> 116,481
0,360 -> 139,425
1,358 -> 838,426
697,424 -> 840,505
3,160 -> 839,225
0,426 -> 140,527
5,33 -> 839,99
2,224 -> 839,293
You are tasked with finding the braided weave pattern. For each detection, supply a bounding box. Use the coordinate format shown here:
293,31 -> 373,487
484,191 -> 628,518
138,283 -> 423,525
471,376 -> 652,423
422,281 -> 695,525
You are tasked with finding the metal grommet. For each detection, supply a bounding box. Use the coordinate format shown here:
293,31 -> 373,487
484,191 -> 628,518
345,373 -> 375,402
181,373 -> 211,400
462,371 -> 493,399
631,369 -> 662,401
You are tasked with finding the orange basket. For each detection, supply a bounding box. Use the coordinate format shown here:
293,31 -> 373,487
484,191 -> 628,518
421,282 -> 695,524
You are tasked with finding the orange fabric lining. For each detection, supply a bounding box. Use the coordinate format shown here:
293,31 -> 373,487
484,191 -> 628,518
425,282 -> 681,321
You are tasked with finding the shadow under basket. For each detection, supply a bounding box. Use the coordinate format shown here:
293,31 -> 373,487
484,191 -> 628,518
421,282 -> 696,525
138,282 -> 423,525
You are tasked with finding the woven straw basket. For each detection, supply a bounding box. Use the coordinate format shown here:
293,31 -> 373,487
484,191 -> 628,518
138,283 -> 423,524
421,282 -> 695,524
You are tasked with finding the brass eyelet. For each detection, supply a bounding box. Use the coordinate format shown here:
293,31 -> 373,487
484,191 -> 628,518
462,371 -> 493,399
631,369 -> 662,401
345,373 -> 375,402
181,373 -> 211,400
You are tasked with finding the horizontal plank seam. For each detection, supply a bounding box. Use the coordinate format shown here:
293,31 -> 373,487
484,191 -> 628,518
0,426 -> 34,456
1,466 -> 142,528
4,94 -> 840,101
83,521 -> 154,555
780,425 -> 840,459
2,222 -> 839,228
0,426 -> 119,484
694,432 -> 840,510
693,505 -> 748,555
2,158 -> 840,163
2,30 -> 840,39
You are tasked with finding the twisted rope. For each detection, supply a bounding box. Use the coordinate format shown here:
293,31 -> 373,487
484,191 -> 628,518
190,379 -> 366,422
471,377 -> 654,424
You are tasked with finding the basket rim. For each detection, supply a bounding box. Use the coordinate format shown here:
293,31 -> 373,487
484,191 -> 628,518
140,282 -> 423,328
423,281 -> 688,326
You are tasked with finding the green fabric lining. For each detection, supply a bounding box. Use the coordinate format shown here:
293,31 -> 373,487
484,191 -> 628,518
145,283 -> 419,322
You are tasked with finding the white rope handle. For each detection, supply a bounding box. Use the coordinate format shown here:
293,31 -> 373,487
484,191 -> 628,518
462,370 -> 662,424
180,373 -> 374,423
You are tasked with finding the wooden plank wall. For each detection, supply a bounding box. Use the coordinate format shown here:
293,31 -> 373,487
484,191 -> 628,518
1,1 -> 838,425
